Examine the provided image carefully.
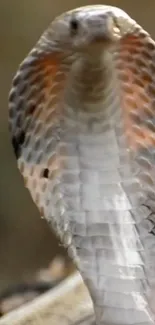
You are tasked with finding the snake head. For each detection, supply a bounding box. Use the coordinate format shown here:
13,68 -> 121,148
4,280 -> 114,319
39,5 -> 138,54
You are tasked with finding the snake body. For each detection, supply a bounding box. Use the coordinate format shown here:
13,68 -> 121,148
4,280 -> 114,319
8,5 -> 155,325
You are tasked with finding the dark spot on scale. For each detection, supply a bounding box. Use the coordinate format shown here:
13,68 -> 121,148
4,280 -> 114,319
9,109 -> 15,119
37,93 -> 45,105
43,168 -> 49,179
150,228 -> 155,236
12,74 -> 21,87
16,115 -> 22,128
9,90 -> 16,103
27,103 -> 36,115
16,98 -> 24,112
12,131 -> 25,159
19,83 -> 28,96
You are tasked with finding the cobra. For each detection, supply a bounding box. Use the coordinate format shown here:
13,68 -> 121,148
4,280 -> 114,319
8,5 -> 155,325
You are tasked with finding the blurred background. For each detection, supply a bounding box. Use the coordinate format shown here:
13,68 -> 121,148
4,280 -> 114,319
0,0 -> 155,296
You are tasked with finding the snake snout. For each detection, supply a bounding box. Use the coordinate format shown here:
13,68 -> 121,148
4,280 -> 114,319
84,11 -> 122,45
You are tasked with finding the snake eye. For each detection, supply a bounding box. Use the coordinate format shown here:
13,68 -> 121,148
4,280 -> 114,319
70,18 -> 79,34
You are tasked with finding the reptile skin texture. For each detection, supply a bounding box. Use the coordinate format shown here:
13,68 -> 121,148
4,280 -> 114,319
8,5 -> 155,325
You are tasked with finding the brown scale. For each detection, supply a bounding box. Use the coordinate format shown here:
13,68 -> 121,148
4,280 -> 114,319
116,33 -> 155,153
114,32 -> 155,211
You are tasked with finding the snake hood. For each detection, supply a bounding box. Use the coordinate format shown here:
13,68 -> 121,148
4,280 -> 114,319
9,5 -> 155,325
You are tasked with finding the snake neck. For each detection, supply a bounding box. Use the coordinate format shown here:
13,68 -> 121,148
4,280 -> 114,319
57,52 -> 155,325
65,50 -> 119,115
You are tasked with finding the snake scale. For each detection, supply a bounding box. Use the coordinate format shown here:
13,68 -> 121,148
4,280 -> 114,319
6,4 -> 155,325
